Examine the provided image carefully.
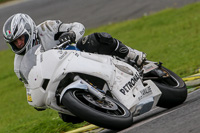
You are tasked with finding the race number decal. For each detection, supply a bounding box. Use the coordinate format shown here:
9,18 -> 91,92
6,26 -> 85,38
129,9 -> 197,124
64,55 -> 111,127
27,94 -> 32,102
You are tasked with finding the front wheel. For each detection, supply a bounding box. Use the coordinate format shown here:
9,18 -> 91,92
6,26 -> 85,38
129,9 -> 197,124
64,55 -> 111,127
61,89 -> 133,130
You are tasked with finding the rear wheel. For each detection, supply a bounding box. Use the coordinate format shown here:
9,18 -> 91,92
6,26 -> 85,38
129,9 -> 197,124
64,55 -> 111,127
61,89 -> 133,130
144,65 -> 187,108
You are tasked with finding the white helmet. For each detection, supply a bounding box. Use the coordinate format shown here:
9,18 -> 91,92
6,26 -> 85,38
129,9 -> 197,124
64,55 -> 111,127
3,13 -> 37,55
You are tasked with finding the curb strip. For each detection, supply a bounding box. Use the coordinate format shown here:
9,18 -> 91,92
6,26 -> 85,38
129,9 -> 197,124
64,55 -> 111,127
65,124 -> 100,133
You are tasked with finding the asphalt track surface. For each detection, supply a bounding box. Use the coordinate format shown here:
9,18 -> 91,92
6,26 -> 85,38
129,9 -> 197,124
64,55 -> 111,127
1,1 -> 200,133
1,0 -> 200,50
101,89 -> 200,133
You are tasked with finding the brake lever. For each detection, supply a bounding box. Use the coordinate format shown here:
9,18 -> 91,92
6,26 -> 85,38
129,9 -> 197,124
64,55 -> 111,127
53,40 -> 71,49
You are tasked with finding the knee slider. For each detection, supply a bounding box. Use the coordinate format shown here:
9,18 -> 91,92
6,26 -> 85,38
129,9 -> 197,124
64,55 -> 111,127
95,32 -> 114,45
76,34 -> 100,53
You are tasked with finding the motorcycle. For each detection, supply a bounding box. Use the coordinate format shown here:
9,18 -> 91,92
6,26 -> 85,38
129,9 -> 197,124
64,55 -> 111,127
19,41 -> 187,130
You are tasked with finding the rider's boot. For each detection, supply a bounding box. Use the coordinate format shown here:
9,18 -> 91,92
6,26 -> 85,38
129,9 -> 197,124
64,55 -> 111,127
125,46 -> 146,67
113,40 -> 146,67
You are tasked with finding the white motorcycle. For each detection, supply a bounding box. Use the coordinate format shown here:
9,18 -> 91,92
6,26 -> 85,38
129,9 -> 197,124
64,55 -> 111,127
19,41 -> 187,130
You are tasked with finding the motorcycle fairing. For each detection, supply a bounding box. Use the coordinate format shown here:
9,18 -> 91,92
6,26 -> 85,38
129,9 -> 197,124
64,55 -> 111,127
23,47 -> 161,115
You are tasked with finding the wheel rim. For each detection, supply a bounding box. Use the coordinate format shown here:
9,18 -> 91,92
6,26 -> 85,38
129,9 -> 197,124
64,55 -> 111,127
83,94 -> 118,110
72,90 -> 129,116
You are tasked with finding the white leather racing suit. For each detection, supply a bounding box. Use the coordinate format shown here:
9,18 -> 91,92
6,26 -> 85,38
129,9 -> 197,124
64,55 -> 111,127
14,20 -> 85,80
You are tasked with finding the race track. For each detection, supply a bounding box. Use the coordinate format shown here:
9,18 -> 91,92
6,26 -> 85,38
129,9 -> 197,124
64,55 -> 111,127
101,89 -> 200,133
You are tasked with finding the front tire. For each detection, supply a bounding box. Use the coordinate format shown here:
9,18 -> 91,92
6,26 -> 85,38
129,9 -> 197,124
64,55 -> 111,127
61,89 -> 133,130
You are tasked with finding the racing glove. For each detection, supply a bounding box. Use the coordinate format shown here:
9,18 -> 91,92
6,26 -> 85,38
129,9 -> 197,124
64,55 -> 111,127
59,31 -> 76,44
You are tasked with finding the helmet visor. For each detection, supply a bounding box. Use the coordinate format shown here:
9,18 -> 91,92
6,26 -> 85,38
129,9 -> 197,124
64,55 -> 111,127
9,33 -> 30,54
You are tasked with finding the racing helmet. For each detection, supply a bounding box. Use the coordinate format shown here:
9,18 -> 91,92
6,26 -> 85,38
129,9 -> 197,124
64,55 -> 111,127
3,13 -> 37,55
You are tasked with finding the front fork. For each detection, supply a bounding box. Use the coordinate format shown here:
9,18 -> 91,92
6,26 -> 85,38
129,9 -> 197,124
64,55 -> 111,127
73,76 -> 106,100
59,76 -> 106,102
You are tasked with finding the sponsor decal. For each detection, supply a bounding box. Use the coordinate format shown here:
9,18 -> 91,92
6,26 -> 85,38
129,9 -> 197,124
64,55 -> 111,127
138,86 -> 152,100
59,51 -> 68,59
120,73 -> 140,95
119,47 -> 128,54
80,27 -> 85,35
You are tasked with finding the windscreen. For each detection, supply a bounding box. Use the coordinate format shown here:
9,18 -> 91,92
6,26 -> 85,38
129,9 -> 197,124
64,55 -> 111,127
19,45 -> 40,84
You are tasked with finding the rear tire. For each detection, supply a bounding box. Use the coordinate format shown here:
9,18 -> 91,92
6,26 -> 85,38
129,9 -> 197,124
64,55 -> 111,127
61,89 -> 133,130
151,66 -> 187,108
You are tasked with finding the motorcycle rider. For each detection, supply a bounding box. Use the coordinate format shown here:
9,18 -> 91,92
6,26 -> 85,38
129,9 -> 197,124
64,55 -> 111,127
3,13 -> 146,122
3,13 -> 146,81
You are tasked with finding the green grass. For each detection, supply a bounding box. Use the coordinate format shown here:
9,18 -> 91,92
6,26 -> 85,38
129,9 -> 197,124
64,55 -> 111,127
1,2 -> 200,133
86,3 -> 200,77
